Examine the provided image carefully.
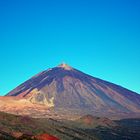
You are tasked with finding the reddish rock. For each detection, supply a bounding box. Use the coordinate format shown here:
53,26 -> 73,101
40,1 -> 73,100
34,133 -> 59,140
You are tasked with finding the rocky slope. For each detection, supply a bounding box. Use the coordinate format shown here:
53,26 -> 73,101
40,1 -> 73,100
0,111 -> 140,140
2,63 -> 140,119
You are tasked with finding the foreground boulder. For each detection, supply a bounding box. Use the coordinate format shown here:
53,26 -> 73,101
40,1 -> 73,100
33,134 -> 59,140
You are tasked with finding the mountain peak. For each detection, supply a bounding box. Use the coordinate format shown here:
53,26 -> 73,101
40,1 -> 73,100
58,63 -> 72,70
5,63 -> 140,119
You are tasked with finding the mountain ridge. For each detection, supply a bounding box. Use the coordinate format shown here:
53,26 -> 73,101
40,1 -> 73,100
1,63 -> 140,119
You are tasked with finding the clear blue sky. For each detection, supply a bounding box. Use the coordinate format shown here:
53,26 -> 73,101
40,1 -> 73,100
0,0 -> 140,95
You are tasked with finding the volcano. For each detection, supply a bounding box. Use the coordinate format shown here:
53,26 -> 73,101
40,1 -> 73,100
2,63 -> 140,119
